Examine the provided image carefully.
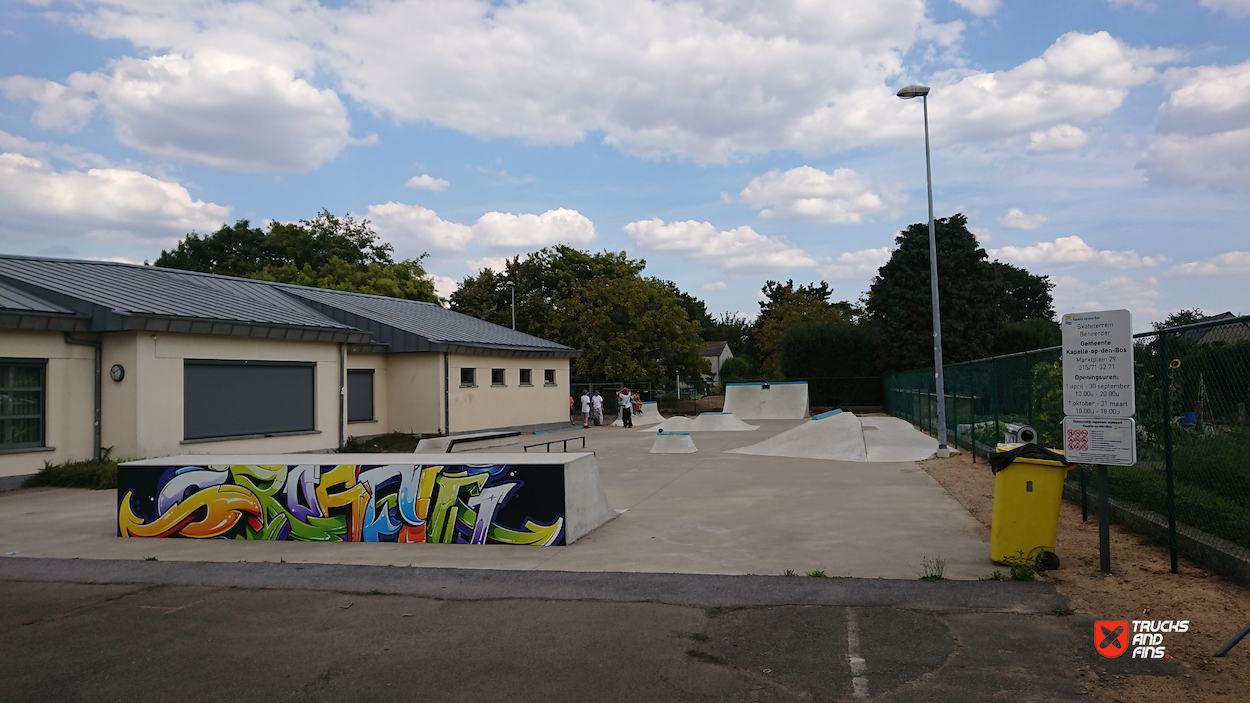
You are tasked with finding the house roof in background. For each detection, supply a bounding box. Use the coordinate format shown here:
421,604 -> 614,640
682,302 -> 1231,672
0,254 -> 577,356
701,340 -> 729,358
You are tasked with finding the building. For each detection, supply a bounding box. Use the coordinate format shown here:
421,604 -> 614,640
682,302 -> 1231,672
701,340 -> 734,386
0,254 -> 579,480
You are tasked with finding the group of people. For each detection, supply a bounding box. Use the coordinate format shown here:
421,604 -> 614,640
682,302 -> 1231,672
575,387 -> 641,428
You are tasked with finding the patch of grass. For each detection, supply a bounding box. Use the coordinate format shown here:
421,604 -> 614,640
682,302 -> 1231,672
689,632 -> 710,642
1001,551 -> 1040,581
782,569 -> 797,577
706,608 -> 724,618
917,557 -> 946,581
22,448 -> 117,490
805,570 -> 828,578
1136,535 -> 1159,546
368,589 -> 382,595
1053,607 -> 1076,616
339,432 -> 423,453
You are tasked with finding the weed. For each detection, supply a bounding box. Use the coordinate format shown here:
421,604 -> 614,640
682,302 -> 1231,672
917,557 -> 946,581
980,571 -> 1007,581
706,608 -> 724,618
806,570 -> 828,578
1001,551 -> 1041,581
22,447 -> 118,490
1136,535 -> 1159,546
782,569 -> 797,577
368,589 -> 382,595
689,632 -> 710,642
1053,607 -> 1076,616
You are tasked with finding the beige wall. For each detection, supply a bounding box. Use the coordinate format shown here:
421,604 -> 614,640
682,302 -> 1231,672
386,352 -> 444,435
103,332 -> 342,460
345,352 -> 389,438
0,331 -> 96,478
448,354 -> 571,433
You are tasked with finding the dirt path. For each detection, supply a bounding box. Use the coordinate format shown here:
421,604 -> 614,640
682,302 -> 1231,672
922,449 -> 1250,702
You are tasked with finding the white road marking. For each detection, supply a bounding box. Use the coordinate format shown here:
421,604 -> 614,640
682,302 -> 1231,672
846,607 -> 869,699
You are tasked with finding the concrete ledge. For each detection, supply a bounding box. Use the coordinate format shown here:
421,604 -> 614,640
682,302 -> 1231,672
415,431 -> 522,453
1062,480 -> 1250,586
0,557 -> 1067,612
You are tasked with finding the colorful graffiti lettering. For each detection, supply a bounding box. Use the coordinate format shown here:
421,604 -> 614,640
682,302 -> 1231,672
118,463 -> 565,545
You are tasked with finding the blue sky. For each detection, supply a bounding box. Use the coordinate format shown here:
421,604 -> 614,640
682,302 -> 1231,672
1,0 -> 1247,331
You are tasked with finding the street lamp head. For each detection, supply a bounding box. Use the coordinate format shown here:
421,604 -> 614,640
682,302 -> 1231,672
896,85 -> 930,99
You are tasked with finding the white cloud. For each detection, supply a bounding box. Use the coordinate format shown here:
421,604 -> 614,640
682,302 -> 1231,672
1027,124 -> 1089,152
0,75 -> 97,131
1052,274 -> 1162,320
819,247 -> 894,281
990,235 -> 1169,269
406,174 -> 449,191
1140,59 -> 1250,190
1168,251 -> 1250,278
1107,0 -> 1151,9
739,166 -> 902,223
366,202 -> 474,253
1200,0 -> 1250,17
998,208 -> 1048,230
0,130 -> 110,169
933,32 -> 1181,146
472,209 -> 596,249
427,273 -> 458,299
0,151 -> 230,248
952,0 -> 1002,17
367,203 -> 595,255
465,257 -> 510,274
702,281 -> 727,291
624,218 -> 818,272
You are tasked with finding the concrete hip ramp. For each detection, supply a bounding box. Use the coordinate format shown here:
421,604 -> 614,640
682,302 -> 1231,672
726,412 -> 937,462
611,401 -> 663,427
645,412 -> 759,433
723,382 -> 809,420
650,432 -> 697,454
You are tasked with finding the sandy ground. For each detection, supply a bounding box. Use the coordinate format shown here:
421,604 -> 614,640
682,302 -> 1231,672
921,449 -> 1250,702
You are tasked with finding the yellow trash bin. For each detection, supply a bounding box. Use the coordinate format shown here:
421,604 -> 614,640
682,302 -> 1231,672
989,443 -> 1075,569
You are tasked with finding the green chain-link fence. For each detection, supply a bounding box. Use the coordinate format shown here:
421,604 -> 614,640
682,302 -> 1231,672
884,315 -> 1250,568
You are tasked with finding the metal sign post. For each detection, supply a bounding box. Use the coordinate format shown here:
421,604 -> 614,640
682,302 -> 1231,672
1061,309 -> 1135,574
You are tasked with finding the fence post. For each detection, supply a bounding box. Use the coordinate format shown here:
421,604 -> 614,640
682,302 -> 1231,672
1160,331 -> 1179,574
992,357 -> 1000,445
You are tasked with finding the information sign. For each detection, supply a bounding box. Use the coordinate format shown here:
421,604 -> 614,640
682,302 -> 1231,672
1062,309 -> 1134,418
1062,417 -> 1137,466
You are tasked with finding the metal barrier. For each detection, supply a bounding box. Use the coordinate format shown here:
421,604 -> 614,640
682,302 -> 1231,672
524,436 -> 589,453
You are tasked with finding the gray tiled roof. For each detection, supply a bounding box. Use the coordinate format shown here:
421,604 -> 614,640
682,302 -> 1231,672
0,279 -> 78,315
280,285 -> 575,353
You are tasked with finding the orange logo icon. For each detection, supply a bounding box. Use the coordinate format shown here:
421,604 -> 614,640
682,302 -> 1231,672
1095,620 -> 1130,658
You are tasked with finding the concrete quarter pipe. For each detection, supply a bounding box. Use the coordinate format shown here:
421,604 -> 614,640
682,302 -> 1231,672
722,382 -> 809,420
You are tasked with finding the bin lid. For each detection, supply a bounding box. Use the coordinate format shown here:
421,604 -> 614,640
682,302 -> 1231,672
989,443 -> 1075,474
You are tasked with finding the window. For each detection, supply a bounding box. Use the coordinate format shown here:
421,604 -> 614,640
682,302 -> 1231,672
460,368 -> 476,387
347,369 -> 375,423
0,360 -> 45,449
519,369 -> 532,386
184,361 -> 315,441
544,369 -> 556,386
491,368 -> 506,386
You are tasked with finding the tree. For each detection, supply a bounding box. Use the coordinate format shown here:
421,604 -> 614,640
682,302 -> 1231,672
155,211 -> 439,302
753,280 -> 843,379
993,318 -> 1062,355
1153,308 -> 1207,330
867,214 -> 1001,370
449,246 -> 710,385
703,312 -> 753,355
990,261 -> 1055,322
780,321 -> 877,379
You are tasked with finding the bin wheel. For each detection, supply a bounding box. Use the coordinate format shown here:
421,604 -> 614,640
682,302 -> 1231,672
1036,551 -> 1060,571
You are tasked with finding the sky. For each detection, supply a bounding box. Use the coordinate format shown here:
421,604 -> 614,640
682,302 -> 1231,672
0,0 -> 1247,332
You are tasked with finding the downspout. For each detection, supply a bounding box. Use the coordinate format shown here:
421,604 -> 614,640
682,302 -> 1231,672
64,333 -> 101,460
339,343 -> 346,448
443,351 -> 450,435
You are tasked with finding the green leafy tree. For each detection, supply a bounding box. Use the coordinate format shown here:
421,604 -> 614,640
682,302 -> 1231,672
1152,308 -> 1207,330
449,246 -> 710,385
867,214 -> 1002,370
779,320 -> 877,379
990,261 -> 1055,322
155,211 -> 439,302
994,318 -> 1062,355
719,355 -> 754,382
704,311 -> 753,355
752,280 -> 843,379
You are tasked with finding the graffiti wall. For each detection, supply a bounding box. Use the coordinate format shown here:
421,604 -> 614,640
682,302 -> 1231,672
117,463 -> 567,545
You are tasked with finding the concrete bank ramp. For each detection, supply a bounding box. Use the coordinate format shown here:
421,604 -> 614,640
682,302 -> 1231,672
610,401 -> 663,427
723,382 -> 809,419
650,432 -> 697,454
645,412 -> 759,433
726,412 -> 938,462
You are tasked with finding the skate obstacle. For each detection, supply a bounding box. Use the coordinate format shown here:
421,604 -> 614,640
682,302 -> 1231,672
117,452 -> 617,546
722,382 -> 809,420
650,432 -> 698,454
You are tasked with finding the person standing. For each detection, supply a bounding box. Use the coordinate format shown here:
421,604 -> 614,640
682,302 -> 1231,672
617,387 -> 633,428
591,390 -> 604,427
580,390 -> 592,428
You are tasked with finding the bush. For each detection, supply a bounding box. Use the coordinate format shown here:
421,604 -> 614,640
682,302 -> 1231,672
339,432 -> 423,453
719,355 -> 754,383
22,449 -> 117,490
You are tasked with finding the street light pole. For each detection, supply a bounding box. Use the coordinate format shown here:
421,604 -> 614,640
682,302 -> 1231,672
897,84 -> 948,456
505,281 -> 516,330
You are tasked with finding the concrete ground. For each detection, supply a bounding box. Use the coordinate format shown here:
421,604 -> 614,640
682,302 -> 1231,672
0,419 -> 994,580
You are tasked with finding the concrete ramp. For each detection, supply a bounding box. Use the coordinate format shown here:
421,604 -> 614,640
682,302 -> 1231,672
726,411 -> 866,461
650,432 -> 697,454
611,401 -> 663,427
727,413 -> 938,462
723,382 -> 809,420
645,412 -> 758,433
